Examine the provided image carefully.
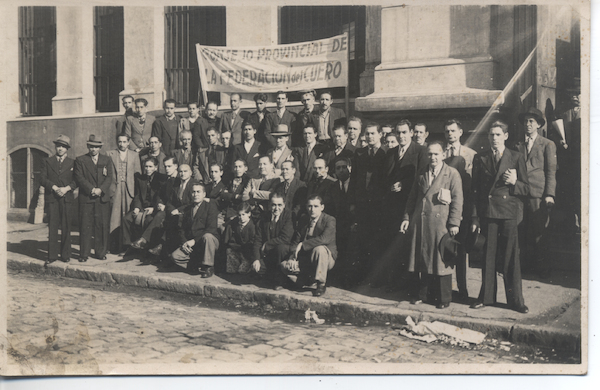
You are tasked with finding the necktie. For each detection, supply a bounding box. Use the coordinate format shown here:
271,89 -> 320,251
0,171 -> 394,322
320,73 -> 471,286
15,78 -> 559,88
231,112 -> 236,126
192,204 -> 200,218
92,156 -> 98,165
232,178 -> 241,192
369,147 -> 374,157
493,150 -> 501,168
58,156 -> 63,171
429,169 -> 437,186
526,137 -> 534,154
178,180 -> 187,200
305,218 -> 317,239
450,146 -> 457,157
284,181 -> 290,194
398,147 -> 405,160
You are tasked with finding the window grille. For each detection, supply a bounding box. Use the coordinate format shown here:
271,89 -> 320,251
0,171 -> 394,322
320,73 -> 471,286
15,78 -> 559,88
94,6 -> 124,112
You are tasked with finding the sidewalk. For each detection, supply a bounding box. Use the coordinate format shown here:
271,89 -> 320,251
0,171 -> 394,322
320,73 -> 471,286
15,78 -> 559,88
5,221 -> 582,351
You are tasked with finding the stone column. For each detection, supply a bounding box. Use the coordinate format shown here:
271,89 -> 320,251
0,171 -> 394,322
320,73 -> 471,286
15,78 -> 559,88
120,6 -> 165,111
356,5 -> 501,112
359,6 -> 382,97
52,6 -> 95,116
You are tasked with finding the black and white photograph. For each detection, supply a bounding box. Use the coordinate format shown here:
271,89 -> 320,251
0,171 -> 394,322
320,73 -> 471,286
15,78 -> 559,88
0,0 -> 589,377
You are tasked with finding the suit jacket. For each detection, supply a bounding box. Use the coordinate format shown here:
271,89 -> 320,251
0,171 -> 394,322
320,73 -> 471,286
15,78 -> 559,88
232,140 -> 265,179
471,148 -> 530,221
384,142 -> 428,209
205,180 -> 227,211
248,109 -> 271,145
404,163 -> 463,276
107,149 -> 142,199
292,108 -> 318,147
273,177 -> 307,220
253,208 -> 294,260
221,174 -> 251,219
264,109 -> 296,148
124,114 -> 156,151
158,176 -> 181,214
74,153 -> 114,204
445,144 -> 477,177
323,142 -> 356,176
331,179 -> 352,228
140,151 -> 167,175
178,200 -> 219,244
293,143 -> 329,183
152,114 -> 180,156
40,155 -> 78,203
192,116 -> 220,151
179,116 -> 200,133
166,178 -> 199,213
290,213 -> 337,260
349,146 -> 387,205
219,109 -> 250,145
242,174 -> 279,210
307,175 -> 338,217
268,146 -> 296,177
223,217 -> 255,247
172,148 -> 195,169
193,145 -> 227,183
514,134 -> 557,199
131,172 -> 168,211
115,111 -> 134,137
312,106 -> 346,141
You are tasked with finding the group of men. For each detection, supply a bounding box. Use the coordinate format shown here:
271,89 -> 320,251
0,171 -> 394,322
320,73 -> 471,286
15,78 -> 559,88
40,87 -> 568,307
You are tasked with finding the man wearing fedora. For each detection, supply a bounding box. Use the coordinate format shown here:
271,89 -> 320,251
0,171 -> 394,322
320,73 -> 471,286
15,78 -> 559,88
265,91 -> 296,149
400,141 -> 464,309
40,135 -> 78,265
74,135 -> 114,261
515,107 -> 557,278
267,124 -> 296,178
470,121 -> 530,313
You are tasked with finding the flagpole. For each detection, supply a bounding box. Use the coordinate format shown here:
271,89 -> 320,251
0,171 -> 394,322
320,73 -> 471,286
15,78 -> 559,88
344,32 -> 350,117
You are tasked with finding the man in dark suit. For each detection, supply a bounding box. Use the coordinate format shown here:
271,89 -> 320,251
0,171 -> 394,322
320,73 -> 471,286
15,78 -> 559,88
232,121 -> 266,179
293,125 -> 329,183
281,195 -> 337,296
151,156 -> 180,256
219,93 -> 250,146
292,90 -> 318,147
322,124 -> 356,176
170,183 -> 220,277
204,163 -> 227,212
192,101 -> 221,151
152,98 -> 180,156
220,159 -> 251,221
124,98 -> 155,152
140,136 -> 167,175
313,90 -> 346,146
470,120 -> 530,313
348,122 -> 388,280
40,135 -> 78,265
330,157 -> 354,285
265,91 -> 297,148
193,127 -> 228,183
273,160 -> 307,224
74,135 -> 114,262
306,158 -> 338,217
115,95 -> 135,136
122,157 -> 168,251
247,93 -> 271,145
252,192 -> 294,284
515,107 -> 557,278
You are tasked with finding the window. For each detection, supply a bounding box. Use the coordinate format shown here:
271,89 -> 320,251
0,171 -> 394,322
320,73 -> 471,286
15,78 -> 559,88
9,147 -> 50,209
280,6 -> 366,98
94,7 -> 124,112
164,6 -> 226,106
18,6 -> 57,116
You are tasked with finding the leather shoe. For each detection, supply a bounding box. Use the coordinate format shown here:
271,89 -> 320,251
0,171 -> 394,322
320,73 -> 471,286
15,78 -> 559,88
470,302 -> 485,309
200,266 -> 214,278
78,257 -> 88,263
513,304 -> 529,314
436,302 -> 450,309
95,255 -> 107,260
410,299 -> 423,305
131,237 -> 147,250
45,259 -> 56,266
62,258 -> 70,263
187,268 -> 201,276
313,282 -> 326,297
148,244 -> 163,256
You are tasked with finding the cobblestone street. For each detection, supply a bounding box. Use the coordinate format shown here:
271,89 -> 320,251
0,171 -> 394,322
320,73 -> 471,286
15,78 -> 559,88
6,270 -> 569,375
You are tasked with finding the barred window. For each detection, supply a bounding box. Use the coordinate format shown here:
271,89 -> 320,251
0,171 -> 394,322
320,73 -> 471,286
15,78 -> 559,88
164,6 -> 226,106
280,6 -> 366,98
18,6 -> 56,117
94,7 -> 124,112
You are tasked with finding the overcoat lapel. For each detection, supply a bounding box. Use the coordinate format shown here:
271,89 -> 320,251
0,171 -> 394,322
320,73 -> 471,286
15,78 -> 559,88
83,155 -> 98,184
48,156 -> 59,175
423,163 -> 449,197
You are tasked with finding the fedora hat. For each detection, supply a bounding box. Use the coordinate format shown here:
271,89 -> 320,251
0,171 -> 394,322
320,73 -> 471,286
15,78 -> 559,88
518,107 -> 545,128
464,228 -> 486,254
86,134 -> 103,147
53,134 -> 71,149
271,124 -> 291,137
439,233 -> 461,266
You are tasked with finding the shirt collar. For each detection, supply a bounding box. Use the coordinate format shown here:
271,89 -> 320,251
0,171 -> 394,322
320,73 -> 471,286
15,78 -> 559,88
399,141 -> 411,154
526,132 -> 538,142
430,163 -> 443,176
447,141 -> 461,150
493,146 -> 506,155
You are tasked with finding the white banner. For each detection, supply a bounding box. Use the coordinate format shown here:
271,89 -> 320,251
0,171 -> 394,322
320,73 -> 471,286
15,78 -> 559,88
196,34 -> 349,93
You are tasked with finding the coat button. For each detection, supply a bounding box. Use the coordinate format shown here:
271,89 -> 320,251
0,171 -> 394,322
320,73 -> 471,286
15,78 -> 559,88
436,214 -> 440,217
503,195 -> 506,199
488,195 -> 492,198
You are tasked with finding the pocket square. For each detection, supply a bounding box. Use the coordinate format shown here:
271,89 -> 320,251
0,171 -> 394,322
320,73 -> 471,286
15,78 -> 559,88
437,188 -> 451,205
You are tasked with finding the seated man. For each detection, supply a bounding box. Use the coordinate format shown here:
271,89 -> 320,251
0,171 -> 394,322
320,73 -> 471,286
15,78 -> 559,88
306,158 -> 338,217
252,192 -> 294,284
193,127 -> 227,183
122,157 -> 168,252
273,160 -> 307,224
170,183 -> 220,277
220,159 -> 251,221
222,201 -> 256,274
280,195 -> 337,297
140,136 -> 167,174
242,155 -> 279,215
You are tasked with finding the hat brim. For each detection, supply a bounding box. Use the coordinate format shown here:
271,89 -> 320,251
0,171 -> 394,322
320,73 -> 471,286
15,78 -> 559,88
53,140 -> 70,148
439,233 -> 461,265
518,113 -> 545,128
87,141 -> 103,147
271,132 -> 291,137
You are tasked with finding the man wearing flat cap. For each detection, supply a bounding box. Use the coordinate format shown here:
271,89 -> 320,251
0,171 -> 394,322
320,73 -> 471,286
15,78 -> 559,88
514,107 -> 557,278
40,135 -> 78,265
74,135 -> 114,262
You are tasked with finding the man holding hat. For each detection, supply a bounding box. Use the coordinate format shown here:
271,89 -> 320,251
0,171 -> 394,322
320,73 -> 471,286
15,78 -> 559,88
267,124 -> 296,177
400,141 -> 463,309
74,135 -> 114,261
515,107 -> 557,278
40,135 -> 78,265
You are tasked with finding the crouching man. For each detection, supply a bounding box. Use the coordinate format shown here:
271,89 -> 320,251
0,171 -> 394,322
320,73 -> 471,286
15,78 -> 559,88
170,183 -> 220,277
280,195 -> 336,296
